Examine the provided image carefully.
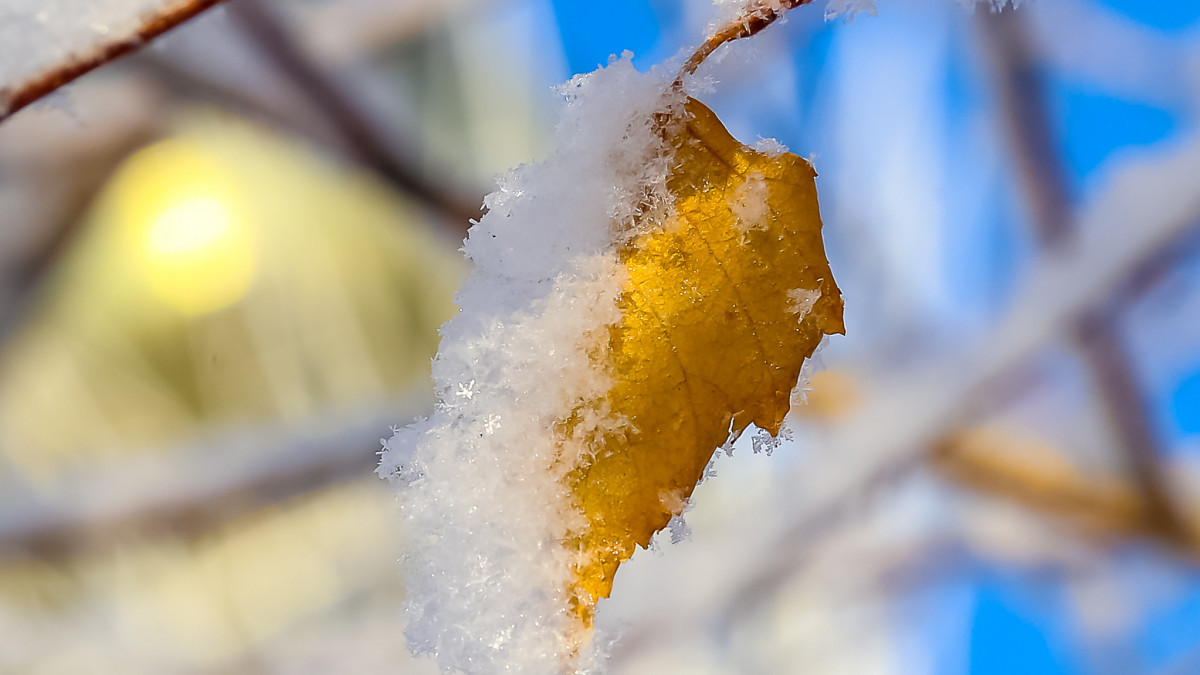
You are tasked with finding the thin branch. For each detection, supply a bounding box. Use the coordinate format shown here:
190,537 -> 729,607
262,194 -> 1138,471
0,0 -> 226,123
977,8 -> 1193,541
677,0 -> 816,83
227,0 -> 482,233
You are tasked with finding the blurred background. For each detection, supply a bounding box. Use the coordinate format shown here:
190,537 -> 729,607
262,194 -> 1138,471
1,0 -> 1199,673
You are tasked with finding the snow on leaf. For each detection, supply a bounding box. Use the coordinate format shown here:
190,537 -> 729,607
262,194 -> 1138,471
563,96 -> 844,625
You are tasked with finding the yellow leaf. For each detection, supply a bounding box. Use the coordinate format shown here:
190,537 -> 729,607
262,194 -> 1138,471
564,97 -> 844,624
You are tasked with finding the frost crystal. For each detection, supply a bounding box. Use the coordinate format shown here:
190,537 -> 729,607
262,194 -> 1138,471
667,514 -> 693,544
752,137 -> 790,158
751,428 -> 784,456
378,56 -> 686,674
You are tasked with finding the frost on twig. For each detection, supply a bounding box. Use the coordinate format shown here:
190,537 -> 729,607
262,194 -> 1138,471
0,0 -> 225,122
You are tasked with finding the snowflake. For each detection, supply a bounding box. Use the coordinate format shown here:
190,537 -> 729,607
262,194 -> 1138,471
455,379 -> 477,400
484,414 -> 502,435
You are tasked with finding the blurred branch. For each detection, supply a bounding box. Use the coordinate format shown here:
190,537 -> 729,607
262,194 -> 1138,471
0,0 -> 225,123
976,7 -> 1193,542
0,404 -> 420,560
1075,307 -> 1195,537
978,7 -> 1072,249
133,51 -> 356,166
296,0 -> 488,64
227,0 -> 481,233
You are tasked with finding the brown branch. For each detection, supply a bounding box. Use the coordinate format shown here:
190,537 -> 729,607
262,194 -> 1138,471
227,0 -> 482,233
0,0 -> 227,123
976,7 -> 1194,542
677,0 -> 816,84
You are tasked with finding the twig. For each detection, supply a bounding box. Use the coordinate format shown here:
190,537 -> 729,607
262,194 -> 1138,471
677,0 -> 816,83
976,7 -> 1193,541
227,0 -> 481,233
0,0 -> 226,123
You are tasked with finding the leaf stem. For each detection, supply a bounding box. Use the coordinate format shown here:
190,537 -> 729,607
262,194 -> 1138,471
676,0 -> 816,85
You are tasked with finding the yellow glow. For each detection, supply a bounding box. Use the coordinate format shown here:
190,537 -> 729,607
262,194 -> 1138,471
111,139 -> 256,316
147,198 -> 233,256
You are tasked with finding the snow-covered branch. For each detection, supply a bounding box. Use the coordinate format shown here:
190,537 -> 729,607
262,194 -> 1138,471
0,0 -> 227,122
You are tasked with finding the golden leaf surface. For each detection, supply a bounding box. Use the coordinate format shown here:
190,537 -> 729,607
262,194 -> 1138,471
565,98 -> 845,622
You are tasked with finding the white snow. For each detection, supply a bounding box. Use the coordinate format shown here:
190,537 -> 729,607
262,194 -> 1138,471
731,172 -> 771,235
378,56 -> 691,674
